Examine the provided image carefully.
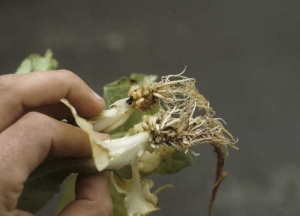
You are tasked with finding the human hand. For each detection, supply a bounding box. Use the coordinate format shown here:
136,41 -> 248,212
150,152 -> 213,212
0,70 -> 113,216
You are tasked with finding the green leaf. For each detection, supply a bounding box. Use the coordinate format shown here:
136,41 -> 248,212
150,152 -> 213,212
55,174 -> 77,215
15,52 -> 61,213
17,169 -> 70,213
147,150 -> 194,176
15,49 -> 58,74
110,181 -> 127,216
103,74 -> 159,137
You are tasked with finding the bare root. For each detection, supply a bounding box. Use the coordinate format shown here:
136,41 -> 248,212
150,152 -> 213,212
207,143 -> 228,216
127,70 -> 239,215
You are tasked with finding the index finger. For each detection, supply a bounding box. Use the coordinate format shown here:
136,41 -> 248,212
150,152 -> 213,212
0,70 -> 105,132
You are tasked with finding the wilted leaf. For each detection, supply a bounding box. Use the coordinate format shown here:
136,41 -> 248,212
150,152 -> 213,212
124,163 -> 160,216
111,164 -> 160,216
61,99 -> 110,171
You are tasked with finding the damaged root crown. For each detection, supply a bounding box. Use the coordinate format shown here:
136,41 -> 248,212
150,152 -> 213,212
128,70 -> 211,113
127,81 -> 157,111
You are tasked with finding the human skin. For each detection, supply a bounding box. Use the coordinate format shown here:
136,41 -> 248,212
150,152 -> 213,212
0,70 -> 113,216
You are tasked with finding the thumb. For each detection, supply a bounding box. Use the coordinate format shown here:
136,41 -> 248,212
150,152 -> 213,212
59,171 -> 113,216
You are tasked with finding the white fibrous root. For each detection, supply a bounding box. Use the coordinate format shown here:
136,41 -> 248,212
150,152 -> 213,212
127,70 -> 238,154
141,105 -> 238,154
126,71 -> 238,216
127,70 -> 212,115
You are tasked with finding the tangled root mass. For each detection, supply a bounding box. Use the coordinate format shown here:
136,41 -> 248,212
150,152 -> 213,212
127,71 -> 238,153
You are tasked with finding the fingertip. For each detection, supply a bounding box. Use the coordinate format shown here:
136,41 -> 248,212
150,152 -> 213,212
58,70 -> 105,118
59,171 -> 113,216
86,93 -> 105,118
89,90 -> 106,116
70,88 -> 105,118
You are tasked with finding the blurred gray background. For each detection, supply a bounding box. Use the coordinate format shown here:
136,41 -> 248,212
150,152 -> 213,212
1,0 -> 300,215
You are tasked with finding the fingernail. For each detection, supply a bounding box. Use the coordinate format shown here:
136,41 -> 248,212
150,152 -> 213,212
93,91 -> 103,101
